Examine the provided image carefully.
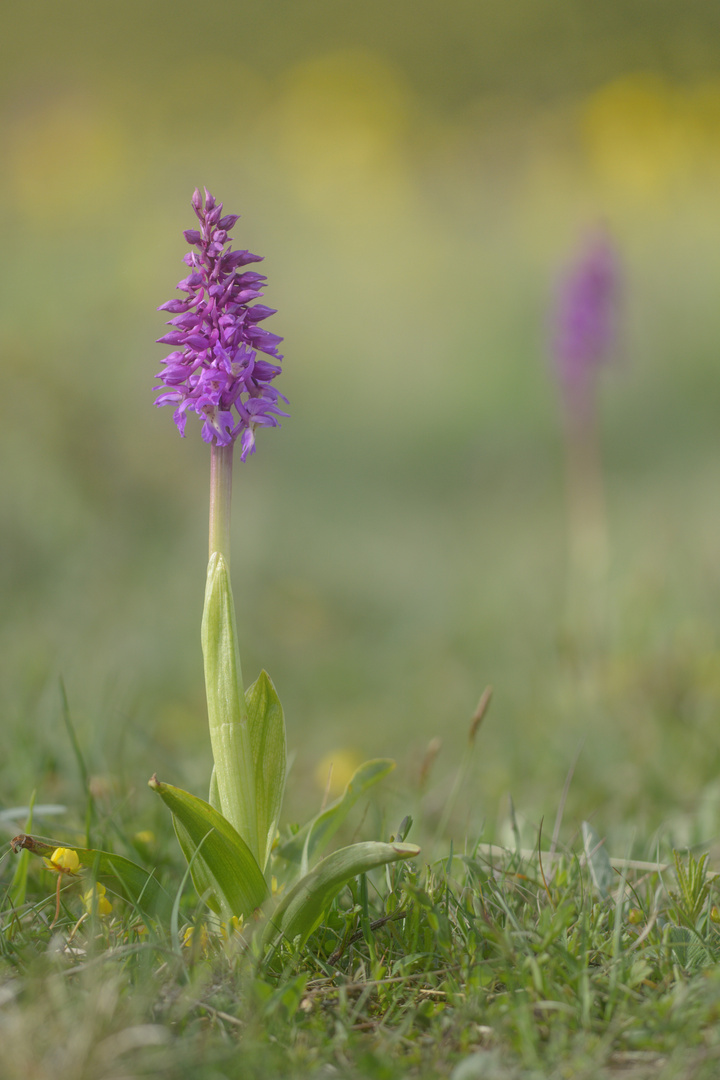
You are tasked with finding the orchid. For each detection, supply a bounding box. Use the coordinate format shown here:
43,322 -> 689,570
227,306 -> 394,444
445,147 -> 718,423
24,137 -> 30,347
551,227 -> 622,624
553,228 -> 619,416
149,190 -> 418,950
154,187 -> 287,459
10,190 -> 418,951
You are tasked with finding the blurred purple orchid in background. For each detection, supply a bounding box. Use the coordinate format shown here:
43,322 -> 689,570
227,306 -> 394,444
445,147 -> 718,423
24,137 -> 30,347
553,229 -> 620,414
550,227 -> 622,626
155,188 -> 286,460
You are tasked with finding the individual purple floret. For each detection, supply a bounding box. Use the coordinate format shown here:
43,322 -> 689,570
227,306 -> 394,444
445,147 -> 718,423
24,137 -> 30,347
553,230 -> 619,409
155,188 -> 286,459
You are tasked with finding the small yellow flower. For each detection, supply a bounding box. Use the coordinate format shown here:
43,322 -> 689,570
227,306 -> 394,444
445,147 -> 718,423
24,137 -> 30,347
220,915 -> 244,940
271,875 -> 285,898
134,830 -> 156,846
83,882 -> 112,917
43,846 -> 82,928
183,925 -> 210,952
44,847 -> 81,873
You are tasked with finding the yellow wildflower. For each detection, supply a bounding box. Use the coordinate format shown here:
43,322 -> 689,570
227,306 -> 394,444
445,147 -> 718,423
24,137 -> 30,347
83,882 -> 112,917
43,847 -> 81,928
44,847 -> 81,873
220,915 -> 244,939
133,830 -> 156,846
271,875 -> 285,898
182,925 -> 210,952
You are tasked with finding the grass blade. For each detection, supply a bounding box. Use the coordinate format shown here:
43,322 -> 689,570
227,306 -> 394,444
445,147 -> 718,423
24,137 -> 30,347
582,821 -> 614,899
59,679 -> 95,847
7,791 -> 36,908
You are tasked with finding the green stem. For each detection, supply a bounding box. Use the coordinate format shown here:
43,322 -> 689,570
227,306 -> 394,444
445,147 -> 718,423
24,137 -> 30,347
563,395 -> 608,643
565,402 -> 607,578
202,441 -> 260,860
209,444 -> 234,564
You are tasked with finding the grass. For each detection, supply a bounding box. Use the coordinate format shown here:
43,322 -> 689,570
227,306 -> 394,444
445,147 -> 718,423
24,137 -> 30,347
3,712 -> 720,1080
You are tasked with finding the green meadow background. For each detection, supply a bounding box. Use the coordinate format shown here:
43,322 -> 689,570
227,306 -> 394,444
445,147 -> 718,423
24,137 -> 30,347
3,0 -> 720,846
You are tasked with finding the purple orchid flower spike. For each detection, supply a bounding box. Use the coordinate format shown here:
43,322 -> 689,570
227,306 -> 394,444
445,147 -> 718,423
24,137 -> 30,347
155,188 -> 287,461
553,228 -> 620,417
551,228 -> 622,632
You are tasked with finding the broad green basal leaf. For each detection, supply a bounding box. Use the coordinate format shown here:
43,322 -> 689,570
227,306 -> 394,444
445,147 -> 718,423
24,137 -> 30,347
246,670 -> 286,873
265,840 -> 420,950
9,833 -> 172,920
278,759 -> 396,875
149,776 -> 267,918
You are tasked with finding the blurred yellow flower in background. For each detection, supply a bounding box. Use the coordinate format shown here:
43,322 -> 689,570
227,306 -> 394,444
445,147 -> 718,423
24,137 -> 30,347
82,882 -> 112,917
221,915 -> 244,939
182,924 -> 210,952
6,94 -> 127,227
314,749 -> 362,798
581,73 -> 720,201
271,875 -> 284,898
133,830 -> 156,847
273,50 -> 416,227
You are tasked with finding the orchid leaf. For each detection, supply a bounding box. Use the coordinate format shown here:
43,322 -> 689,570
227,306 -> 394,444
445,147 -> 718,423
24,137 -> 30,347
278,759 -> 396,874
265,840 -> 420,950
202,552 -> 259,862
9,832 -> 171,920
149,776 -> 267,918
207,671 -> 286,870
246,670 -> 286,872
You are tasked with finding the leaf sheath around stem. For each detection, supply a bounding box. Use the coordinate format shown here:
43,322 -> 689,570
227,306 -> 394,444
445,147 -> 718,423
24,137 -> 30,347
210,672 -> 288,872
201,551 -> 259,863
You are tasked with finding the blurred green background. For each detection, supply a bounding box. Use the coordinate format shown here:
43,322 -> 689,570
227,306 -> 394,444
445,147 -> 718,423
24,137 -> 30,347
3,0 -> 720,843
